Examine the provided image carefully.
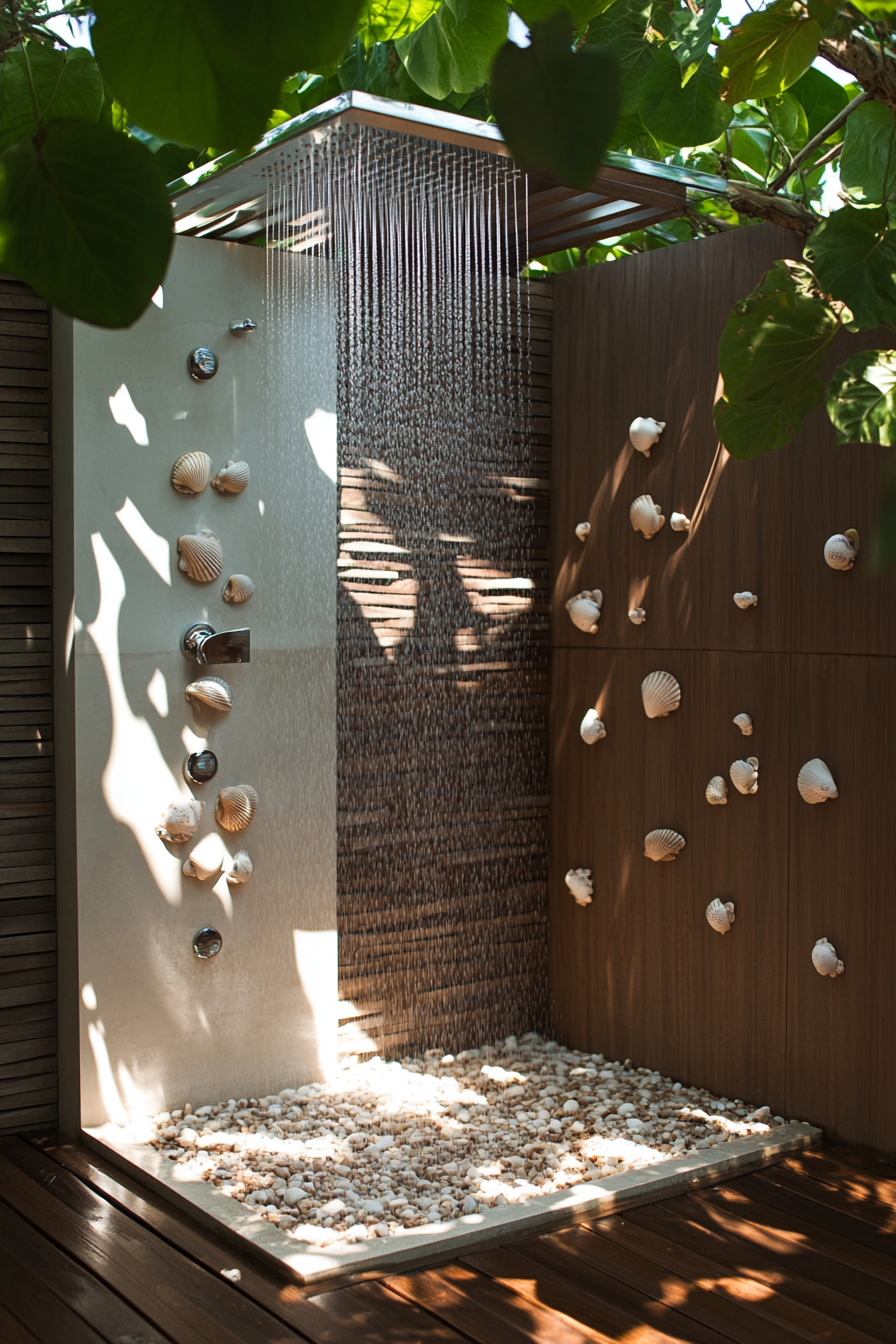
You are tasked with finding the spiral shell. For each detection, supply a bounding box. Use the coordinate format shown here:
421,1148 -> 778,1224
171,451 -> 213,495
215,784 -> 258,833
733,713 -> 753,736
641,670 -> 681,719
155,798 -> 203,845
182,832 -> 225,881
628,607 -> 646,625
644,828 -> 686,862
706,898 -> 736,934
223,574 -> 255,604
824,529 -> 859,571
670,512 -> 691,532
705,776 -> 728,805
575,522 -> 591,541
226,850 -> 254,885
211,460 -> 250,494
733,591 -> 758,609
580,709 -> 606,744
730,756 -> 759,795
177,529 -> 223,583
629,494 -> 665,539
185,676 -> 233,714
812,937 -> 844,977
566,590 -> 602,633
629,417 -> 665,457
797,758 -> 838,804
565,868 -> 593,906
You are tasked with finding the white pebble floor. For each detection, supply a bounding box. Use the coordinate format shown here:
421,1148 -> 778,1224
147,1033 -> 790,1249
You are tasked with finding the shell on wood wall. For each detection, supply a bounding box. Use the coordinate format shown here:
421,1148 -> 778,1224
670,512 -> 691,532
171,451 -> 213,495
644,828 -> 686,862
797,758 -> 838,804
155,799 -> 203,845
733,591 -> 758,609
215,784 -> 258,832
629,417 -> 665,457
641,670 -> 681,719
565,868 -> 593,906
730,756 -> 759,794
812,937 -> 844,977
580,709 -> 606,744
227,850 -> 254,885
575,522 -> 591,541
184,676 -> 233,714
177,528 -> 223,583
223,574 -> 255,604
706,898 -> 736,934
211,459 -> 251,495
824,529 -> 859,571
628,607 -> 646,625
182,832 -> 225,881
705,776 -> 728,805
733,713 -> 753,736
629,494 -> 665,539
566,590 -> 602,633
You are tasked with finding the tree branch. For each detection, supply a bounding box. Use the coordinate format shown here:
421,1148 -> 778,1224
767,89 -> 871,193
725,181 -> 817,235
819,30 -> 896,113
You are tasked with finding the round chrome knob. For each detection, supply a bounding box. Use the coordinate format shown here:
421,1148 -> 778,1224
193,927 -> 222,959
188,347 -> 218,381
184,750 -> 218,785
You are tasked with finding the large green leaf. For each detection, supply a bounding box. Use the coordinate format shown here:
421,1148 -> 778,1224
92,0 -> 362,148
395,0 -> 507,98
804,205 -> 896,331
716,3 -> 821,105
789,65 -> 848,140
585,0 -> 662,117
827,349 -> 896,445
850,0 -> 896,16
765,91 -> 808,152
357,0 -> 442,46
0,118 -> 172,328
640,46 -> 732,149
713,260 -> 843,458
728,124 -> 773,180
670,0 -> 722,72
0,45 -> 103,154
490,11 -> 621,189
840,101 -> 896,206
514,1 -> 614,22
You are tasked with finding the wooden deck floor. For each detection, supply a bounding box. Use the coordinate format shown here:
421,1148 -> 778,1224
0,1134 -> 892,1343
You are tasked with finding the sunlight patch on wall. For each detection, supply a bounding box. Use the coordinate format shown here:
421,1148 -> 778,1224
115,497 -> 171,584
109,383 -> 149,445
304,407 -> 338,482
294,929 -> 338,1079
146,668 -> 169,717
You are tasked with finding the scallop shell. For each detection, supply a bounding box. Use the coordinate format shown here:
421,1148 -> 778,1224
177,528 -> 223,583
223,574 -> 255,604
733,591 -> 758,609
575,522 -> 591,541
566,590 -> 602,633
812,937 -> 844,977
670,512 -> 691,532
629,494 -> 665,539
580,709 -> 606,744
824,529 -> 859,571
797,758 -> 838,804
226,850 -> 254,885
629,417 -> 665,457
155,798 -> 203,845
182,832 -> 225,881
184,676 -> 233,714
628,607 -> 646,625
730,756 -> 759,795
706,898 -> 736,934
705,776 -> 728,805
171,451 -> 213,495
565,868 -> 593,906
733,713 -> 753,736
215,784 -> 258,833
211,459 -> 250,495
644,828 -> 686,862
641,670 -> 681,719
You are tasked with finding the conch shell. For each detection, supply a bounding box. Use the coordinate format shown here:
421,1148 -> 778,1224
812,937 -> 844,977
733,713 -> 753,736
565,868 -> 593,906
156,799 -> 203,845
730,757 -> 759,794
644,828 -> 686,862
706,898 -> 735,934
185,676 -> 232,714
215,784 -> 258,833
211,459 -> 250,494
797,758 -> 838,804
705,776 -> 728,805
226,850 -> 254,885
629,417 -> 665,457
629,494 -> 665,539
566,590 -> 602,633
223,574 -> 255,604
670,512 -> 691,532
171,451 -> 213,495
824,529 -> 858,571
177,528 -> 223,583
628,607 -> 646,625
733,591 -> 758,609
641,670 -> 680,719
580,709 -> 606,744
575,522 -> 590,541
182,832 -> 225,881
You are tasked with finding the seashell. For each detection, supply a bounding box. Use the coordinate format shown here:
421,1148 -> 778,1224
182,832 -> 225,881
705,776 -> 728,805
628,607 -> 646,625
155,798 -> 203,845
223,574 -> 255,604
706,898 -> 736,934
226,850 -> 254,885
733,591 -> 758,609
177,528 -> 223,583
812,937 -> 844,977
566,590 -> 602,633
797,758 -> 838,804
211,459 -> 250,495
629,494 -> 665,539
644,828 -> 686,862
641,670 -> 681,719
171,451 -> 213,495
575,522 -> 591,542
730,756 -> 759,794
824,529 -> 859,571
580,709 -> 606,744
184,676 -> 233,714
670,512 -> 691,532
629,417 -> 665,457
733,713 -> 753,736
565,868 -> 593,906
215,784 -> 258,833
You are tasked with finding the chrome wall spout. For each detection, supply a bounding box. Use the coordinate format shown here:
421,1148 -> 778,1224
230,318 -> 257,333
182,621 -> 250,664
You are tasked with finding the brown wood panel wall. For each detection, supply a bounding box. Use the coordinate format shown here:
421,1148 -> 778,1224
0,277 -> 56,1135
550,226 -> 896,1155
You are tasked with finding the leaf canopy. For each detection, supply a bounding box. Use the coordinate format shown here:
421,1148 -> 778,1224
839,101 -> 896,205
640,45 -> 733,149
396,0 -> 507,99
585,0 -> 662,117
514,0 -> 614,23
788,65 -> 848,140
357,0 -> 442,47
804,205 -> 896,331
0,44 -> 104,155
827,350 -> 896,446
715,2 -> 821,105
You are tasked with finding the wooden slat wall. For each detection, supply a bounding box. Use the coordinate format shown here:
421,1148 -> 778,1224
0,277 -> 56,1134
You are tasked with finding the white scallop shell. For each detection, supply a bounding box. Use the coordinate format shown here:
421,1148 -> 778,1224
629,494 -> 665,539
628,607 -> 646,625
177,528 -> 223,583
565,868 -> 593,906
566,590 -> 602,633
629,417 -> 665,457
824,529 -> 858,571
211,459 -> 251,494
641,670 -> 681,719
171,451 -> 213,495
812,937 -> 844,977
226,850 -> 254,885
733,713 -> 753,736
797,758 -> 838,804
730,756 -> 759,794
215,784 -> 258,833
155,798 -> 203,845
575,522 -> 591,541
670,512 -> 691,532
223,573 -> 255,604
182,832 -> 225,881
733,591 -> 758,609
705,776 -> 728,805
706,898 -> 736,934
184,676 -> 233,714
580,709 -> 606,744
644,828 -> 686,862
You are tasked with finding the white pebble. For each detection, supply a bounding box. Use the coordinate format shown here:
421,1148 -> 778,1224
562,1099 -> 579,1114
462,1195 -> 478,1214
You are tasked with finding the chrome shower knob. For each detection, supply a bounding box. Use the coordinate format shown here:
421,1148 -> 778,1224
188,347 -> 218,381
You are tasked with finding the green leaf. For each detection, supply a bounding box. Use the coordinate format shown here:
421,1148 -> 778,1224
514,0 -> 614,22
0,44 -> 103,154
728,125 -> 773,179
490,11 -> 621,189
765,91 -> 808,151
713,260 -> 843,458
850,0 -> 896,17
610,110 -> 664,159
827,349 -> 896,446
716,3 -> 821,105
92,0 -> 362,148
395,0 -> 507,98
640,46 -> 732,149
804,204 -> 896,330
670,0 -> 722,71
789,65 -> 848,140
585,0 -> 662,117
0,118 -> 173,328
840,101 -> 896,206
357,0 -> 442,45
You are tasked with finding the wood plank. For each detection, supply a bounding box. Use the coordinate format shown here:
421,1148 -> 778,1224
315,1280 -> 470,1343
0,1298 -> 42,1344
780,1148 -> 896,1213
752,1165 -> 896,1243
0,1244 -> 107,1344
0,1037 -> 55,1066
